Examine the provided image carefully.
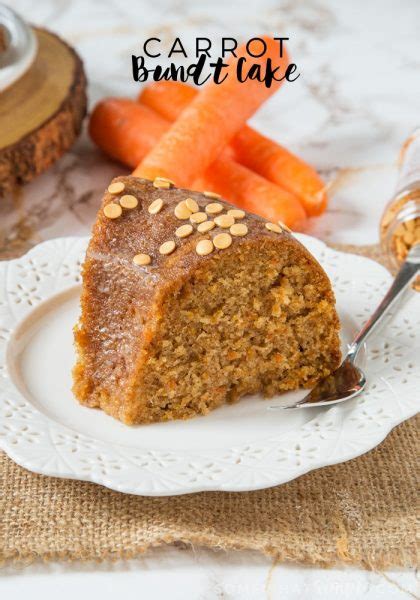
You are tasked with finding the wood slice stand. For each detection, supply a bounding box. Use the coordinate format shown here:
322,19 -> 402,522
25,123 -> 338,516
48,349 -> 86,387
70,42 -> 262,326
0,28 -> 87,196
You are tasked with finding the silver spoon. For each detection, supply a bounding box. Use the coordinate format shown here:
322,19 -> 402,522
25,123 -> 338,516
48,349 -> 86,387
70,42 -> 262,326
271,243 -> 420,410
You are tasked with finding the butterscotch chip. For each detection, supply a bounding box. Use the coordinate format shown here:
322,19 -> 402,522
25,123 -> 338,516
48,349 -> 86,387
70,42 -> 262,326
153,179 -> 171,189
205,202 -> 224,215
230,223 -> 248,237
185,197 -> 199,213
108,181 -> 125,194
395,238 -> 406,259
175,224 -> 193,238
197,220 -> 215,233
196,239 -> 214,256
278,220 -> 291,232
214,214 -> 235,228
103,203 -> 122,219
159,240 -> 176,255
133,253 -> 151,266
403,230 -> 415,245
265,222 -> 282,233
154,176 -> 174,185
203,190 -> 221,199
213,233 -> 232,249
174,201 -> 192,220
227,209 -> 245,219
190,211 -> 207,224
148,198 -> 163,214
120,195 -> 138,209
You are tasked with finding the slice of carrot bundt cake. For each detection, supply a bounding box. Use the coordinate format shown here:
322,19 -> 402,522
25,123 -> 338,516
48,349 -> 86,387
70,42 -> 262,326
73,176 -> 341,424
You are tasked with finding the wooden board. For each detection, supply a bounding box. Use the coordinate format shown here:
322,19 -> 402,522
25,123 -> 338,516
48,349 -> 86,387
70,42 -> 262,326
0,28 -> 87,196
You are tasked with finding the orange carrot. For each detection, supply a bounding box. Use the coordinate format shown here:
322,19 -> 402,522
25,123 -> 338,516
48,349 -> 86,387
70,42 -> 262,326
133,36 -> 291,187
140,81 -> 197,121
231,128 -> 327,215
89,99 -> 167,169
197,160 -> 306,227
89,98 -> 306,227
139,80 -> 327,215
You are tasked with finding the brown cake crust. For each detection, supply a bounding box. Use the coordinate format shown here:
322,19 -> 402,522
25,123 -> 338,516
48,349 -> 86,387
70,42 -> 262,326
73,176 -> 341,424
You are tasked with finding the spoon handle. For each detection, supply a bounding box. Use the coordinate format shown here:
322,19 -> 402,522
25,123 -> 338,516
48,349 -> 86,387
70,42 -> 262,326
347,243 -> 420,362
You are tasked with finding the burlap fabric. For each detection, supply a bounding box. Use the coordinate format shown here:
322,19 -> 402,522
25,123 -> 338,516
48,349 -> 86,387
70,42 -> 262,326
1,245 -> 418,568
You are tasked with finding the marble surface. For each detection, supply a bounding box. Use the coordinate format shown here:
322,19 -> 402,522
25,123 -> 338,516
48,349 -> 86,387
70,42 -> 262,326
1,0 -> 419,597
1,546 -> 419,600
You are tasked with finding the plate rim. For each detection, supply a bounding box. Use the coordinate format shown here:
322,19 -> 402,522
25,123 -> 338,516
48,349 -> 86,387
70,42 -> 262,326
0,235 -> 418,496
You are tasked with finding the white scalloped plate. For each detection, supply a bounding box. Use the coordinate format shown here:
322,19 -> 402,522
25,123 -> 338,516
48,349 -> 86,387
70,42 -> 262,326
0,235 -> 418,496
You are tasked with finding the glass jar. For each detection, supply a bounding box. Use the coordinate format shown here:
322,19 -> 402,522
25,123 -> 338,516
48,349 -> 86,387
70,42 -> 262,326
380,128 -> 420,273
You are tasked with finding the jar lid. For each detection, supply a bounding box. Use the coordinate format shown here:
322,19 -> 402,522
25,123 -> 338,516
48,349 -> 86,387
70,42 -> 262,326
0,5 -> 37,92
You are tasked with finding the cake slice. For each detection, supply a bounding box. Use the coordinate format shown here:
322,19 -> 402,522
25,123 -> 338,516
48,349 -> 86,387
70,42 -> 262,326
73,176 -> 341,424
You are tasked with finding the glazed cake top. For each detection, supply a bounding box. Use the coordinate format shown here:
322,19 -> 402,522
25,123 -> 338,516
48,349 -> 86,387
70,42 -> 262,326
88,175 -> 304,288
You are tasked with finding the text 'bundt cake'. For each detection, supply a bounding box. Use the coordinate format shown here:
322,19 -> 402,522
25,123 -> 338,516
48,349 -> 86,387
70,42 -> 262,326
73,176 -> 341,424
